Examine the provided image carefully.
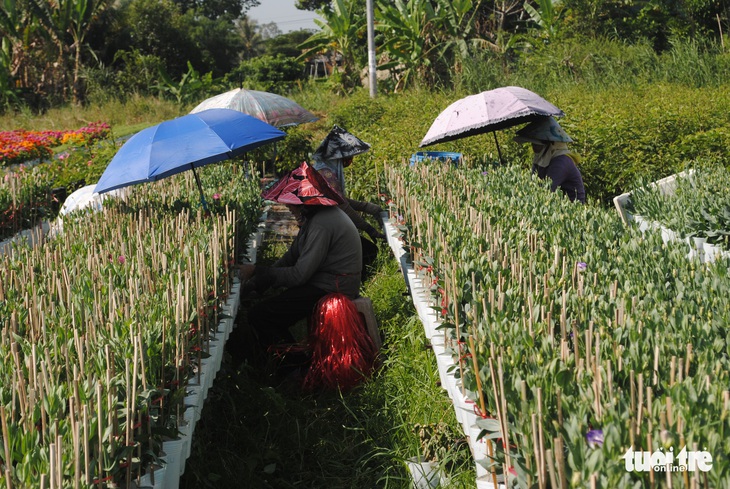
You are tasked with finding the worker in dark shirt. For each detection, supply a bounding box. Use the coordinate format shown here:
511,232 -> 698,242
229,162 -> 363,370
514,116 -> 586,203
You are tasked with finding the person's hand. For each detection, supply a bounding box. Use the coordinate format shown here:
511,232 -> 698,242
364,202 -> 384,217
236,263 -> 256,282
240,277 -> 257,296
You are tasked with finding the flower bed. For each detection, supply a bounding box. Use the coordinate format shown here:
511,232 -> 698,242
385,160 -> 730,487
0,122 -> 111,167
0,162 -> 261,487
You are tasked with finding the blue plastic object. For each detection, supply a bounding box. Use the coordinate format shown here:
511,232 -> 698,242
409,151 -> 462,166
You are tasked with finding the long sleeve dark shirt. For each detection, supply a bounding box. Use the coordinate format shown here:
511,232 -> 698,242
533,155 -> 586,203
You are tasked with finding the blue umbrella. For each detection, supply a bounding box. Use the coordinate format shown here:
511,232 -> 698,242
94,109 -> 286,209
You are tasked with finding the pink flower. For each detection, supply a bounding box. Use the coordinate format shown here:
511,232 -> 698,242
212,193 -> 221,200
118,255 -> 125,265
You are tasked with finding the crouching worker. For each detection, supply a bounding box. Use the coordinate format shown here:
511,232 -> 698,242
229,162 -> 376,390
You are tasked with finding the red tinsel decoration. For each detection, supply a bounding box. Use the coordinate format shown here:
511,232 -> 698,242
303,293 -> 377,391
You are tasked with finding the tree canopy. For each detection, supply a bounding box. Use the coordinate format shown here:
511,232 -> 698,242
0,0 -> 728,110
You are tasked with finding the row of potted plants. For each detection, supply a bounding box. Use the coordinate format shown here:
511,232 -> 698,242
384,160 -> 730,488
0,162 -> 260,487
624,163 -> 730,261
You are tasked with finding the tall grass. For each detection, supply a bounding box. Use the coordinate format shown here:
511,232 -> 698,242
0,95 -> 183,132
455,36 -> 730,96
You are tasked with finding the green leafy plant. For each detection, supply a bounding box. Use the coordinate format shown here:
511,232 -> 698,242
155,61 -> 214,105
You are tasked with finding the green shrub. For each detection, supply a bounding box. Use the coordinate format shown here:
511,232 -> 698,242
224,55 -> 307,94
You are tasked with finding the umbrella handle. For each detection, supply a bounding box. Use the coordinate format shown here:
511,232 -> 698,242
493,131 -> 504,165
190,164 -> 209,212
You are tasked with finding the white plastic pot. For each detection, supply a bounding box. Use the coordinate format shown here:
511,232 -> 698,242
406,456 -> 447,489
161,438 -> 185,489
138,464 -> 166,489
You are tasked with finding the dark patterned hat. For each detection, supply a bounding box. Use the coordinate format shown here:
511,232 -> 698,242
312,125 -> 371,162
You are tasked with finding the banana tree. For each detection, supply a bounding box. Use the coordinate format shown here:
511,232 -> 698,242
375,0 -> 440,90
0,0 -> 37,100
27,0 -> 113,103
298,0 -> 364,90
432,0 -> 493,71
523,0 -> 564,39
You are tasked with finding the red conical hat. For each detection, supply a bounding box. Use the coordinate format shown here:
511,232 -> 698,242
262,162 -> 344,206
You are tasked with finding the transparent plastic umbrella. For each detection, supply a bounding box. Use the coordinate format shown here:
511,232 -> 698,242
190,88 -> 318,128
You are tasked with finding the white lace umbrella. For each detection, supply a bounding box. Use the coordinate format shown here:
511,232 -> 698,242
420,86 -> 564,163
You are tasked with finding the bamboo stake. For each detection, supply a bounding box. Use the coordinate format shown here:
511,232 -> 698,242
555,437 -> 568,489
537,388 -> 546,485
497,353 -> 511,470
468,336 -> 487,417
83,405 -> 90,486
647,431 -> 654,487
72,375 -> 80,489
532,414 -> 544,489
1,406 -> 11,488
594,333 -> 602,420
545,449 -> 558,489
637,373 -> 644,436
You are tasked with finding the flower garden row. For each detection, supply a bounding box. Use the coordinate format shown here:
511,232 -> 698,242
0,162 -> 260,487
384,160 -> 730,488
0,123 -> 110,167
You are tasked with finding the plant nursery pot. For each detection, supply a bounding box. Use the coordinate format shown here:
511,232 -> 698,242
192,363 -> 211,399
406,456 -> 447,489
207,339 -> 223,373
703,242 -> 721,263
476,474 -> 506,489
184,384 -> 203,423
137,464 -> 166,489
161,438 -> 185,489
468,425 -> 489,478
458,406 -> 479,436
181,407 -> 196,461
435,354 -> 454,398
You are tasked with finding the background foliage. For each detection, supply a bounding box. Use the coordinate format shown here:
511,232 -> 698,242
3,0 -> 730,110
